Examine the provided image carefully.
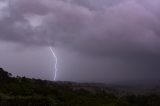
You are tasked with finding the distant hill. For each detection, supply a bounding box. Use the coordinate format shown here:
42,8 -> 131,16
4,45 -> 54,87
0,68 -> 160,106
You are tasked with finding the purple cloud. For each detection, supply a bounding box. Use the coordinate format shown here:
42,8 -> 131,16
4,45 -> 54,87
0,0 -> 160,82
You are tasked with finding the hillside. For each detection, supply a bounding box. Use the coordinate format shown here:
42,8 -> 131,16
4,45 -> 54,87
0,68 -> 160,106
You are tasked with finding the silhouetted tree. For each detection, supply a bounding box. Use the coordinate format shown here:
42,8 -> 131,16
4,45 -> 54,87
0,68 -> 12,82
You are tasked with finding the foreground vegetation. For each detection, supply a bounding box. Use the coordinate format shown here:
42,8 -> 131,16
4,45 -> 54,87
0,68 -> 160,106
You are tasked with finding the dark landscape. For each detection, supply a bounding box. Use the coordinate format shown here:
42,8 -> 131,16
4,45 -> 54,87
0,68 -> 160,106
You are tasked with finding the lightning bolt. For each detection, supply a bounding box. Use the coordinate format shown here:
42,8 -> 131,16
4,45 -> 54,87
49,47 -> 58,81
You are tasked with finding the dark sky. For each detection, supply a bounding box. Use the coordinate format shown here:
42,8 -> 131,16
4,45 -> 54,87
0,0 -> 160,83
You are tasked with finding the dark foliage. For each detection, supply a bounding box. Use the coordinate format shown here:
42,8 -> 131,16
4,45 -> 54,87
0,68 -> 160,106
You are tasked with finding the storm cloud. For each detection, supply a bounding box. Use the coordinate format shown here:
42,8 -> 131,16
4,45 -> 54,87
0,0 -> 160,83
0,0 -> 160,56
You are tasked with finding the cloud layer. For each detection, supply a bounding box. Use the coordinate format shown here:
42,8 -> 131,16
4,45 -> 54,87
0,0 -> 160,83
0,0 -> 160,57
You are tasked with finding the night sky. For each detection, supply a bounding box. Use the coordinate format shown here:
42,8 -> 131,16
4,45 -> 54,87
0,0 -> 160,84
